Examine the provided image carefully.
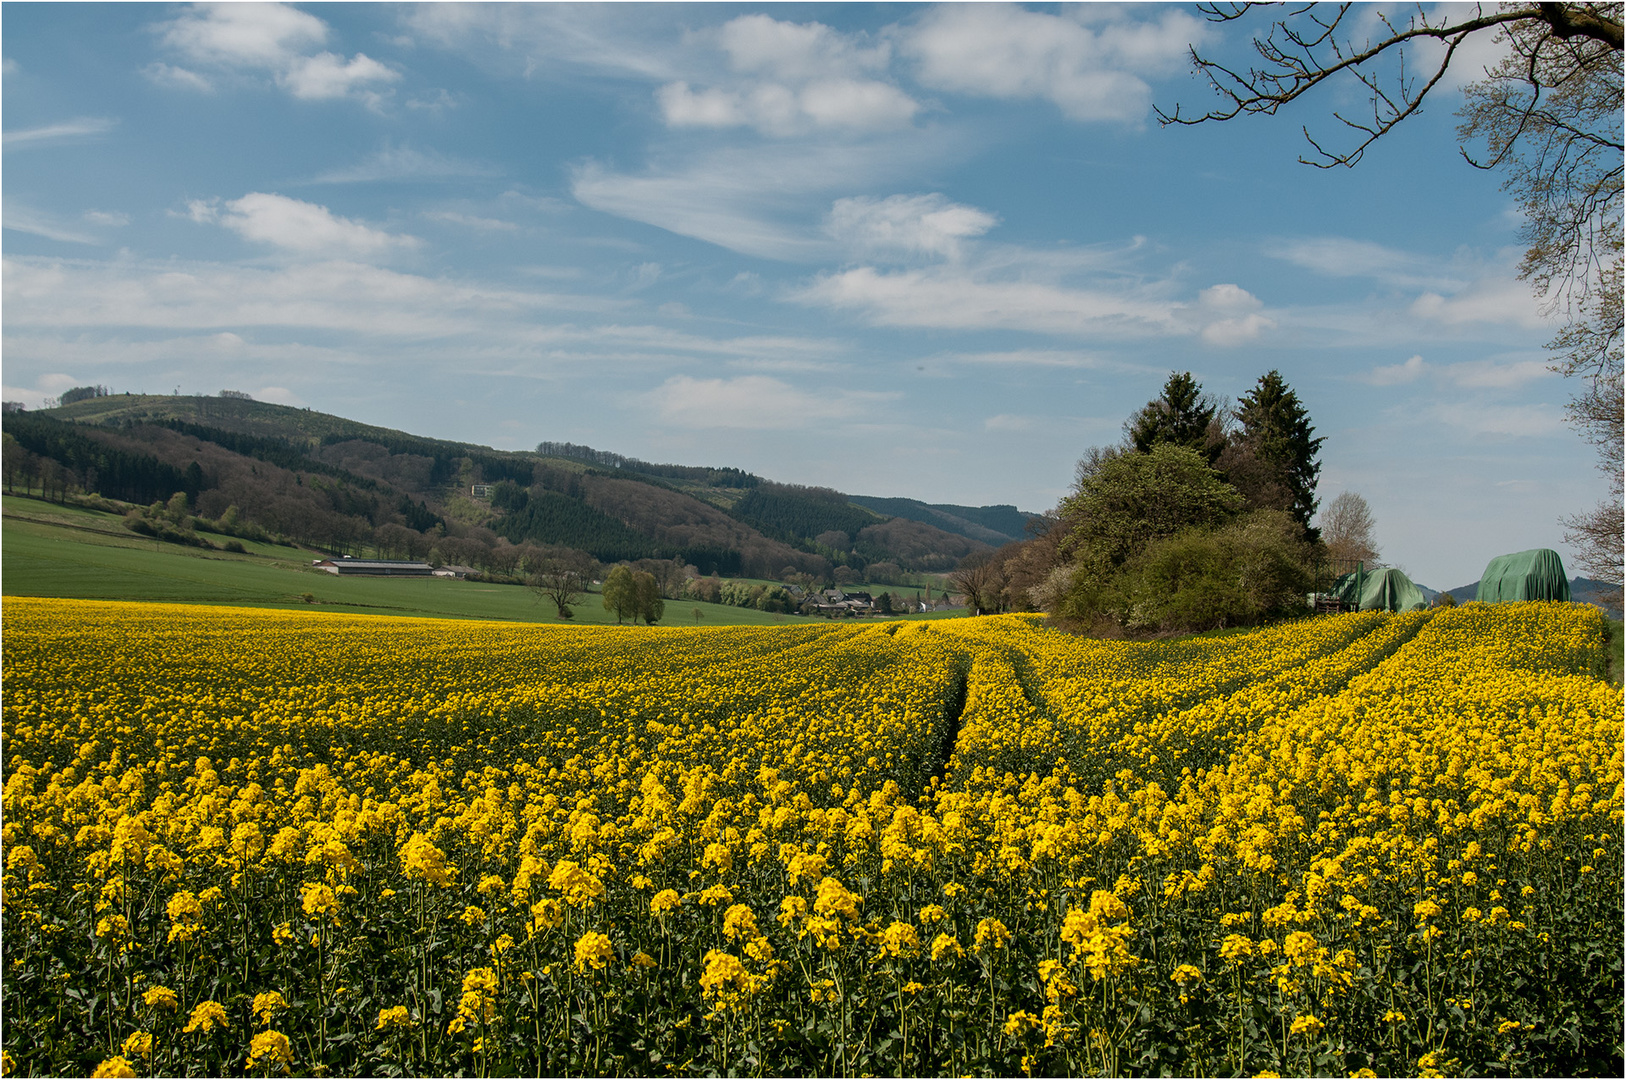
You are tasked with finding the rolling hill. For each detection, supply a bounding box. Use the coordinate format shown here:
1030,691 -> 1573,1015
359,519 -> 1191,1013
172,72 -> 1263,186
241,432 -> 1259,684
3,392 -> 1042,583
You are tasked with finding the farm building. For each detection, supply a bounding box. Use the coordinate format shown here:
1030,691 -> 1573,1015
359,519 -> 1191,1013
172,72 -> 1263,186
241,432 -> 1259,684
1476,548 -> 1572,603
315,559 -> 434,577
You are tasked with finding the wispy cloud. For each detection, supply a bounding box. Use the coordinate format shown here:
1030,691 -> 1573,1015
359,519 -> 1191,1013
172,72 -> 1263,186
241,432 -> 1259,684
3,204 -> 100,244
4,116 -> 117,148
790,264 -> 1184,338
1427,401 -> 1568,439
826,193 -> 997,262
647,374 -> 893,430
142,62 -> 213,92
1366,354 -> 1428,386
312,145 -> 500,184
187,194 -> 419,259
422,210 -> 520,233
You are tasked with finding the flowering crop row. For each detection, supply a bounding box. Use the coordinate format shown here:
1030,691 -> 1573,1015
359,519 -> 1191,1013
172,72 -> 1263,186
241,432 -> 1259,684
2,598 -> 1619,1076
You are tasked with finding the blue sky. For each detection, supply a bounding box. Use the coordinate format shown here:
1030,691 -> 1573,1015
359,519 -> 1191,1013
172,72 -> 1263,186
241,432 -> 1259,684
2,3 -> 1611,588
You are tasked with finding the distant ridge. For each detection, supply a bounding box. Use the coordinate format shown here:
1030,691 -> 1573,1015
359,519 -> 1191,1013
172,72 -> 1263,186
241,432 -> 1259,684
848,495 -> 1041,545
11,393 -> 1032,578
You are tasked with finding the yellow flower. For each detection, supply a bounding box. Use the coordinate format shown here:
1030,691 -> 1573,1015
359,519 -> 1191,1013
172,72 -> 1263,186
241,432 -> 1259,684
722,903 -> 760,942
630,951 -> 658,970
974,917 -> 1011,953
931,933 -> 965,963
529,898 -> 564,933
376,1006 -> 412,1030
1290,1013 -> 1325,1038
183,999 -> 229,1034
245,1029 -> 293,1071
300,882 -> 339,921
813,877 -> 860,921
91,1057 -> 136,1078
650,889 -> 682,916
701,842 -> 732,874
777,895 -> 808,927
875,920 -> 922,960
251,991 -> 287,1027
574,931 -> 614,973
143,985 -> 179,1011
548,859 -> 606,908
1170,964 -> 1203,986
1004,1010 -> 1041,1038
400,833 -> 454,887
120,1032 -> 153,1060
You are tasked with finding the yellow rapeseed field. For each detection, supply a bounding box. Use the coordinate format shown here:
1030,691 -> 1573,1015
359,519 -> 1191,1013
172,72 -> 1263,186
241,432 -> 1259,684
2,597 -> 1619,1076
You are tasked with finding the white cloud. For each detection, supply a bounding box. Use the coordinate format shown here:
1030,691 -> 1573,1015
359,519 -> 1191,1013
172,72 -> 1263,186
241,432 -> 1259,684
1440,357 -> 1552,388
574,157 -> 831,261
1194,283 -> 1276,346
718,13 -> 889,79
3,204 -> 100,245
402,3 -> 680,82
792,265 -> 1182,337
190,193 -> 419,258
648,374 -> 886,429
162,2 -> 329,67
657,76 -> 916,136
1266,235 -> 1457,289
156,3 -> 397,104
82,210 -> 131,227
1201,312 -> 1275,347
422,210 -> 520,233
142,62 -> 214,92
1367,354 -> 1428,385
826,193 -> 997,261
902,5 -> 1207,122
279,51 -> 398,101
313,145 -> 499,184
930,349 -> 1117,369
4,117 -> 118,147
1411,277 -> 1549,329
254,385 -> 304,406
656,14 -> 916,135
983,413 -> 1036,432
0,256 -> 844,378
1427,401 -> 1568,439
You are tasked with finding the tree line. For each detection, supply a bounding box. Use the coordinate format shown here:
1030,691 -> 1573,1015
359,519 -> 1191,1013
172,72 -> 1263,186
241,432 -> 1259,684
954,370 -> 1380,635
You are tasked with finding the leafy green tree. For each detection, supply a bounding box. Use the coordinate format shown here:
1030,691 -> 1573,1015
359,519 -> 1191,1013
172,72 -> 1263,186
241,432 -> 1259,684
1125,371 -> 1222,459
1121,510 -> 1316,633
1233,371 -> 1324,535
601,565 -> 639,625
633,570 -> 664,625
1061,443 -> 1244,578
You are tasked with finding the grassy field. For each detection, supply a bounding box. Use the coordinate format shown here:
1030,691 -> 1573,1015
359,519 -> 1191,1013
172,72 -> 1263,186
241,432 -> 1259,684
0,495 -> 867,626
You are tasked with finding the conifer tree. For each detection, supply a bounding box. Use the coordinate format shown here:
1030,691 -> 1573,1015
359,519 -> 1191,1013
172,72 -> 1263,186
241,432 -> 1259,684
1125,372 -> 1221,460
1234,371 -> 1324,535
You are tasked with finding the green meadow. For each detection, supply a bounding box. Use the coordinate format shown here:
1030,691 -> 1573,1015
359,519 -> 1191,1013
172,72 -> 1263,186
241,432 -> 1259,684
0,495 -> 957,626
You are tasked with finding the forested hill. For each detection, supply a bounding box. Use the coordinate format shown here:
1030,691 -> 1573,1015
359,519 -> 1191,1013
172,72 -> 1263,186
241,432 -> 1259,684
2,393 -> 1041,581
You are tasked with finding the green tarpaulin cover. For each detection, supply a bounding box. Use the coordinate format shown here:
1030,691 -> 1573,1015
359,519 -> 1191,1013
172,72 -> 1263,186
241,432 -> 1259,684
1329,567 -> 1429,612
1476,548 -> 1572,603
